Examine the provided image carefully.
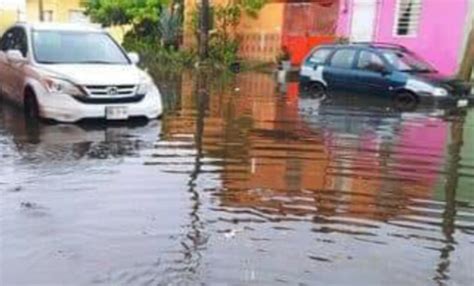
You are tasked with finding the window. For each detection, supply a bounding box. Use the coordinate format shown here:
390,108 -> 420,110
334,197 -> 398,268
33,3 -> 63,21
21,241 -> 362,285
33,31 -> 129,64
395,0 -> 422,36
0,29 -> 15,52
14,29 -> 28,57
382,50 -> 434,72
329,49 -> 357,69
309,49 -> 332,64
0,28 -> 28,57
42,10 -> 53,22
357,51 -> 385,72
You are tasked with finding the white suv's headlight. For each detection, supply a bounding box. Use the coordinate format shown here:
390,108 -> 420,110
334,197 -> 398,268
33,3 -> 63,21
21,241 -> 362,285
136,74 -> 155,95
44,77 -> 86,97
432,87 -> 448,97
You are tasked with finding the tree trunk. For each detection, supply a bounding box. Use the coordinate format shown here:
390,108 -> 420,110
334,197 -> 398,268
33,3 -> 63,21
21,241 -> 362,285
198,0 -> 210,60
39,0 -> 44,22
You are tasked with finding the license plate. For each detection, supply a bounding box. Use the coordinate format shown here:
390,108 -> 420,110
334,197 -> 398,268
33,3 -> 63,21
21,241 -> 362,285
105,106 -> 129,120
457,99 -> 468,107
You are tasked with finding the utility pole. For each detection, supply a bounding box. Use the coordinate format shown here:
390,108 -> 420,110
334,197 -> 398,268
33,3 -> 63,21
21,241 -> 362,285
198,0 -> 210,61
39,0 -> 44,22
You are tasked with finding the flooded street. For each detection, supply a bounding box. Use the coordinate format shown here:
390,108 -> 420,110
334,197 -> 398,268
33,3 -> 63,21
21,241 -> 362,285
1,72 -> 474,285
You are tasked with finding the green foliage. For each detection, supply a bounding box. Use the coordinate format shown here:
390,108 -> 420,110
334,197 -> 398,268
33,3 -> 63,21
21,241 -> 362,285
238,0 -> 266,17
123,36 -> 196,70
82,0 -> 170,40
209,35 -> 239,67
84,0 -> 267,69
189,0 -> 266,66
83,0 -> 168,26
157,8 -> 182,48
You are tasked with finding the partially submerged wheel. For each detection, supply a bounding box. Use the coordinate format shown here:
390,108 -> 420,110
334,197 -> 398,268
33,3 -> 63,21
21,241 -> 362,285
308,82 -> 327,99
394,92 -> 418,111
24,91 -> 40,120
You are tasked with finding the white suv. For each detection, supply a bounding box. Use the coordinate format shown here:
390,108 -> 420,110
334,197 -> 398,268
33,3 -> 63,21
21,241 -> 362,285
0,22 -> 163,122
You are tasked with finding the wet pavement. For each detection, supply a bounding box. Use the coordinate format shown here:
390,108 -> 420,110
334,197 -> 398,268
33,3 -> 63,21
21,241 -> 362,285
1,72 -> 474,285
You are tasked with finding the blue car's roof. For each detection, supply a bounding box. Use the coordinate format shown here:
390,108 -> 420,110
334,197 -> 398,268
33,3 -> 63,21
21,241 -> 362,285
316,42 -> 408,52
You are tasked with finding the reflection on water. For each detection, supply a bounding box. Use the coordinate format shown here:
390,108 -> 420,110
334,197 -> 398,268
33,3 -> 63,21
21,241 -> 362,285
1,73 -> 474,285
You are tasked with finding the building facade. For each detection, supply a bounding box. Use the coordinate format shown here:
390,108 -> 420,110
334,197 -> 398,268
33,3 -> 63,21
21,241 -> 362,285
0,0 -> 88,35
26,0 -> 89,23
0,0 -> 26,34
337,0 -> 472,75
183,0 -> 340,64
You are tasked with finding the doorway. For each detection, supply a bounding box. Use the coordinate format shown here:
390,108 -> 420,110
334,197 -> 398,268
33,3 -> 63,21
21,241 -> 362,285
350,0 -> 378,42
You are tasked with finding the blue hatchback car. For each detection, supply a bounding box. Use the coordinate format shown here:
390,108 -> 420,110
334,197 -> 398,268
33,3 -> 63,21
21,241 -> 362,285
300,43 -> 471,108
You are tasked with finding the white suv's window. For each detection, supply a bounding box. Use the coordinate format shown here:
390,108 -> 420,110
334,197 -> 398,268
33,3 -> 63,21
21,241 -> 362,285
32,30 -> 129,65
0,30 -> 14,51
0,28 -> 28,57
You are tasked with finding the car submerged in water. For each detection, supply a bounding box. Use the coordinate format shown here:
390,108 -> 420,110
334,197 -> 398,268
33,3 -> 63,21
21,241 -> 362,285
300,43 -> 471,109
0,22 -> 163,123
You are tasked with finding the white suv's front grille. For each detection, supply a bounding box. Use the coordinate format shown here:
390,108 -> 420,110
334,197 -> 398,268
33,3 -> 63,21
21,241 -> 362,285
83,85 -> 137,97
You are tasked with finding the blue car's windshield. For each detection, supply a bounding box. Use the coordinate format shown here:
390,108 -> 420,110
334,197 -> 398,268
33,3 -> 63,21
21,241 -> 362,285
32,30 -> 129,64
382,50 -> 435,73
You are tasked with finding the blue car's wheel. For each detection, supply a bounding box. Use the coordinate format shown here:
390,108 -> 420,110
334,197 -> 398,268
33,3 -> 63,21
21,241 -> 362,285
394,92 -> 418,111
308,82 -> 327,99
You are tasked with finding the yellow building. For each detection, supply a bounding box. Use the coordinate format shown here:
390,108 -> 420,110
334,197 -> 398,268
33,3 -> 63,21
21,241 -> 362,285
0,0 -> 25,34
1,0 -> 87,35
0,10 -> 17,34
26,0 -> 88,23
183,0 -> 285,62
0,0 -> 127,42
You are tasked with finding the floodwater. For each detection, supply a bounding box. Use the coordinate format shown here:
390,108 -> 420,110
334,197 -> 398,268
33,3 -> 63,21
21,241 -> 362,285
1,72 -> 474,286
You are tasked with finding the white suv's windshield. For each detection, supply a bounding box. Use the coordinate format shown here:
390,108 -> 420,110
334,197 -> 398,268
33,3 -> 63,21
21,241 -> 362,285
32,30 -> 130,64
382,50 -> 435,73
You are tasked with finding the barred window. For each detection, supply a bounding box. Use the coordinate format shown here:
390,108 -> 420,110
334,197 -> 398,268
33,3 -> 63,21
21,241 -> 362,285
395,0 -> 422,36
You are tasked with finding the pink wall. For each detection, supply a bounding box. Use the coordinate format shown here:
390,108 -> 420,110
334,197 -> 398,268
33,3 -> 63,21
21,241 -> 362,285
337,0 -> 469,75
336,0 -> 353,36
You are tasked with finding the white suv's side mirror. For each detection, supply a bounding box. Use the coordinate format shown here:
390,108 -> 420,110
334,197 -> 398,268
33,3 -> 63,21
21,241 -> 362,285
128,52 -> 140,65
6,50 -> 27,63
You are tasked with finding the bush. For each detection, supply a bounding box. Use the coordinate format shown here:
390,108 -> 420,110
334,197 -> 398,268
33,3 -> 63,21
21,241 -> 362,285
209,36 -> 240,67
123,36 -> 196,70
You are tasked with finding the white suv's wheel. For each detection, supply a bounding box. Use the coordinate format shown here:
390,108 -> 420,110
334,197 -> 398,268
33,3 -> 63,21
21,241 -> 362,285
24,91 -> 40,120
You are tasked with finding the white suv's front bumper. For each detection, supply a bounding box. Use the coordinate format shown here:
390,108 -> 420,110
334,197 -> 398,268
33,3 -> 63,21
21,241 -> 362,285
36,87 -> 163,123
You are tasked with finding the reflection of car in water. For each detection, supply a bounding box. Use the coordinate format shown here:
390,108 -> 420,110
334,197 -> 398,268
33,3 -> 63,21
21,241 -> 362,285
0,101 -> 160,160
298,91 -> 462,137
299,43 -> 472,109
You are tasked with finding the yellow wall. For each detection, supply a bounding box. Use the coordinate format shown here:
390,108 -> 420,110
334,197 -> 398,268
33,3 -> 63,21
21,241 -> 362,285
24,0 -> 128,43
0,10 -> 18,35
238,3 -> 284,34
183,0 -> 284,36
183,0 -> 284,61
26,0 -> 84,22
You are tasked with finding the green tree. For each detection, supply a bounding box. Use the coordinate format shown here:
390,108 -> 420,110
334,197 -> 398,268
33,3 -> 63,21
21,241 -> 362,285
82,0 -> 170,39
196,0 -> 266,62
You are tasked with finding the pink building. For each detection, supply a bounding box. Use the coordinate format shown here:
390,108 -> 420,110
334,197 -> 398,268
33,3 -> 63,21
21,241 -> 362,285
337,0 -> 472,75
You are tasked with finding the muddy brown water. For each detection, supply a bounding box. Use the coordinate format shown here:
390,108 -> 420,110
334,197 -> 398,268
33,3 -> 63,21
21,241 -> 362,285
1,72 -> 474,285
